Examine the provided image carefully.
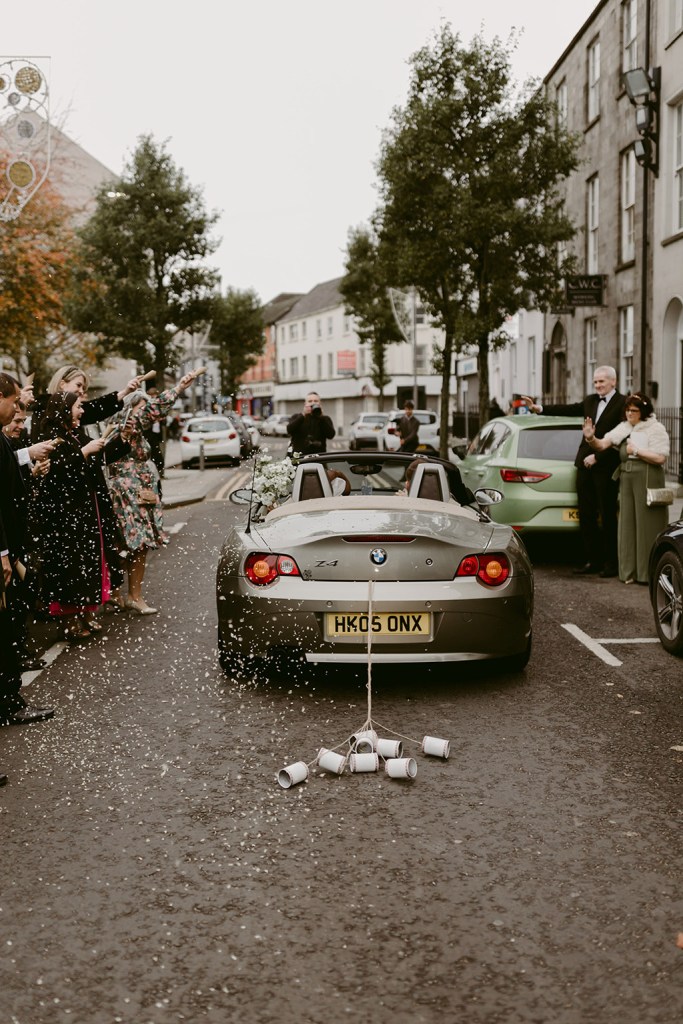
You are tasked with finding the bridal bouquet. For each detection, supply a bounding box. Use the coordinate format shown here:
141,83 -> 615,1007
251,452 -> 297,512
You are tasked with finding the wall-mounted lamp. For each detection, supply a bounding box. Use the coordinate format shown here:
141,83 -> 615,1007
622,66 -> 661,175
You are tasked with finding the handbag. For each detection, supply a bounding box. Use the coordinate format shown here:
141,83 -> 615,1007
138,487 -> 158,506
645,465 -> 673,507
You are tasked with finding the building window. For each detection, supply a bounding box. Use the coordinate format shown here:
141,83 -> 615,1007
619,306 -> 634,391
280,326 -> 286,344
621,148 -> 636,262
289,323 -> 298,341
327,353 -> 334,377
622,0 -> 638,72
358,347 -> 366,375
670,0 -> 683,35
510,340 -> 517,383
302,321 -> 307,339
587,38 -> 600,122
281,359 -> 286,380
585,318 -> 597,392
302,355 -> 307,377
343,315 -> 351,334
316,319 -> 322,339
675,101 -> 683,232
587,175 -> 600,273
327,316 -> 334,337
316,354 -> 322,379
290,357 -> 298,377
528,336 -> 537,395
556,79 -> 568,127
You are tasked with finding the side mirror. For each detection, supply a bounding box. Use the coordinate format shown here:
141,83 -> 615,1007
229,487 -> 253,505
474,487 -> 504,506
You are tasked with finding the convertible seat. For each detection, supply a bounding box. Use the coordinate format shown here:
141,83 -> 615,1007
408,463 -> 450,502
292,462 -> 333,502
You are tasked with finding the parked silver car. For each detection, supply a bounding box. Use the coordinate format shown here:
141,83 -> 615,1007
348,412 -> 389,450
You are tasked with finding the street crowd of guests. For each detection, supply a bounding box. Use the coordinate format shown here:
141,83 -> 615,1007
0,366 -> 194,784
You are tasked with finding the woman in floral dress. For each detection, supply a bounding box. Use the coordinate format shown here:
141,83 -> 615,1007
107,374 -> 194,614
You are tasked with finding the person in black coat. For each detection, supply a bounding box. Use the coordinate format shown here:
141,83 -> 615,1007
0,372 -> 54,726
398,401 -> 420,453
522,365 -> 626,576
29,364 -> 144,443
286,392 -> 335,456
31,392 -> 112,642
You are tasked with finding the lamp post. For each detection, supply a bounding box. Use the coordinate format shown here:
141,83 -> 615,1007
622,65 -> 660,394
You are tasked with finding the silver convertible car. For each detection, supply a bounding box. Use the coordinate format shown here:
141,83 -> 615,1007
216,452 -> 534,672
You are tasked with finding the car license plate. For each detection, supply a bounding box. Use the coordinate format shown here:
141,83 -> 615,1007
203,437 -> 219,444
325,611 -> 432,641
562,508 -> 579,521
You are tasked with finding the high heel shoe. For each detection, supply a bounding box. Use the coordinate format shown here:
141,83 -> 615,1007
124,598 -> 158,615
64,618 -> 92,643
83,612 -> 103,632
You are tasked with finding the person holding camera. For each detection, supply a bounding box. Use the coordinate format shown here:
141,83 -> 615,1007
286,392 -> 335,456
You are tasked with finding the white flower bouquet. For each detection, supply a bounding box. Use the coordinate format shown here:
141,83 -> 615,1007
251,451 -> 297,514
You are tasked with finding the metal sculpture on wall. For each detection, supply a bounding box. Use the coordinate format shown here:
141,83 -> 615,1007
0,57 -> 50,221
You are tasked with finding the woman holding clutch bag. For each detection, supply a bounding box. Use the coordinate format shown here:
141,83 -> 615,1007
583,393 -> 670,584
106,374 -> 194,614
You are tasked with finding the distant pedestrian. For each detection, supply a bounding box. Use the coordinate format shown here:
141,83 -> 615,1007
398,401 -> 419,453
286,392 -> 335,456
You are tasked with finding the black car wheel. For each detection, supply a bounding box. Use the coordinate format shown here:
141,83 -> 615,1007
652,550 -> 683,656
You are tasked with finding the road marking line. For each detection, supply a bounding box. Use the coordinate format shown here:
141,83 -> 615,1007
562,623 -> 660,667
167,521 -> 187,534
21,641 -> 68,687
212,471 -> 251,501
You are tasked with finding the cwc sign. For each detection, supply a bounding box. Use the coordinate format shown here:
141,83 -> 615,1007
565,275 -> 607,307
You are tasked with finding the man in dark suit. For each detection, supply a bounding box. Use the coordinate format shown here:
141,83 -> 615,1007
0,372 -> 54,726
522,366 -> 625,577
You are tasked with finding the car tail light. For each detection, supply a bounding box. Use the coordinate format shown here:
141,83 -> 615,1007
387,425 -> 398,435
181,434 -> 191,443
228,431 -> 237,439
455,553 -> 510,586
244,552 -> 301,586
500,468 -> 551,484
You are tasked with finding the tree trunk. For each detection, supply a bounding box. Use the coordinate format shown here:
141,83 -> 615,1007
477,332 -> 490,427
439,330 -> 454,460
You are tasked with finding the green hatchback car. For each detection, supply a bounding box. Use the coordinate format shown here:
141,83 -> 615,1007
455,415 -> 584,533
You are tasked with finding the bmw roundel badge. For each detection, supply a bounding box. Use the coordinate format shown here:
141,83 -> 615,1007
370,547 -> 388,566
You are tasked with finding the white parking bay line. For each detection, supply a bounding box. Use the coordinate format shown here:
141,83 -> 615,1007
562,623 -> 660,667
21,640 -> 68,687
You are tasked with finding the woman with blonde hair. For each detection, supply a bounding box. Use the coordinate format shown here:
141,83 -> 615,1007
30,365 -> 143,442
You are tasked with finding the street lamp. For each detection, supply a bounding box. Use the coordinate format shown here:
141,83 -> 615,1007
622,65 -> 661,398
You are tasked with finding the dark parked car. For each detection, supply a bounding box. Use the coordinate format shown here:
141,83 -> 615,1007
648,517 -> 683,656
225,411 -> 254,458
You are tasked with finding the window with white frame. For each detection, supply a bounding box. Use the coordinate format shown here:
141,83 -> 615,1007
343,315 -> 351,334
290,357 -> 298,377
302,321 -> 307,339
622,0 -> 638,71
556,79 -> 568,127
510,340 -> 517,384
671,0 -> 683,35
280,326 -> 286,344
528,336 -> 537,395
281,359 -> 286,380
587,176 -> 600,273
327,352 -> 334,377
316,354 -> 322,379
621,148 -> 636,261
587,39 -> 600,122
358,347 -> 366,375
675,101 -> 683,233
289,323 -> 298,341
585,318 -> 597,392
619,306 -> 634,391
302,355 -> 307,377
316,319 -> 322,339
327,316 -> 334,337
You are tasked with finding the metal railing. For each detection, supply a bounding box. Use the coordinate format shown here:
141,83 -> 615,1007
657,407 -> 683,483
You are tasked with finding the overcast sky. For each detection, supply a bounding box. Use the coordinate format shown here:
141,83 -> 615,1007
5,0 -> 599,303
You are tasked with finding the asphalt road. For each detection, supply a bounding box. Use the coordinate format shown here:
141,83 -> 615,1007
1,468 -> 682,1024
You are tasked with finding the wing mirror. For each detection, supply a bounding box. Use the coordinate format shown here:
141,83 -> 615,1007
229,487 -> 253,505
474,487 -> 504,506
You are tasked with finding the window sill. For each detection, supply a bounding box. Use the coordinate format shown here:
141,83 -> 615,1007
584,114 -> 600,134
665,27 -> 683,50
661,229 -> 683,248
615,259 -> 636,273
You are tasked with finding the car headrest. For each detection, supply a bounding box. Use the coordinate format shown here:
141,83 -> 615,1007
408,463 -> 449,502
292,463 -> 333,502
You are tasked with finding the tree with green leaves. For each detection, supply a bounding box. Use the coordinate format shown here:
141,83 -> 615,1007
66,135 -> 219,380
339,225 -> 405,410
208,286 -> 264,401
375,26 -> 580,456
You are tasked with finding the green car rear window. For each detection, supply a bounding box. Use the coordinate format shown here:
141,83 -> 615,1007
517,426 -> 582,461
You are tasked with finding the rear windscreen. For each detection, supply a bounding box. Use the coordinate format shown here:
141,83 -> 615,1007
516,427 -> 583,461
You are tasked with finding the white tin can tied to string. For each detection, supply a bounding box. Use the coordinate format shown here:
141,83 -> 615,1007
385,757 -> 417,780
422,736 -> 450,759
349,751 -> 379,773
316,748 -> 347,775
376,738 -> 403,759
277,761 -> 309,788
350,729 -> 378,753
